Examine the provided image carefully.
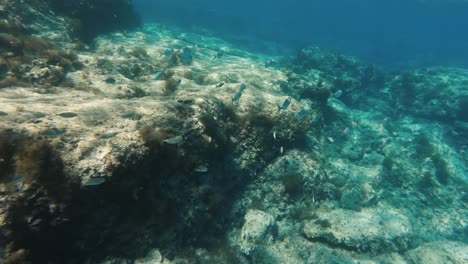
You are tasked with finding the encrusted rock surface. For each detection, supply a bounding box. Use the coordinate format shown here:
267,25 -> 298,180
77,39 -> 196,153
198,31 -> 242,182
303,207 -> 411,252
239,209 -> 276,255
405,240 -> 468,263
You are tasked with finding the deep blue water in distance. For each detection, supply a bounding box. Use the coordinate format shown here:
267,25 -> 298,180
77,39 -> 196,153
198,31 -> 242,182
134,0 -> 468,70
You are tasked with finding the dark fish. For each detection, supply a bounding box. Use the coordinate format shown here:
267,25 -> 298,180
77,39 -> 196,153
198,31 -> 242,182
179,47 -> 193,65
105,77 -> 116,85
0,111 -> 8,116
160,48 -> 174,58
58,112 -> 78,118
239,83 -> 247,93
278,97 -> 292,111
83,177 -> 106,186
295,106 -> 311,121
215,82 -> 224,88
265,59 -> 275,67
212,50 -> 224,61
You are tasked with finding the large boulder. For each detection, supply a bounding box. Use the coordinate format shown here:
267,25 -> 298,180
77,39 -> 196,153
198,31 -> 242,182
303,207 -> 411,253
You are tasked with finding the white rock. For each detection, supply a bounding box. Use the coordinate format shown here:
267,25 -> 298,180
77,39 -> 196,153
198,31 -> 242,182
405,241 -> 468,264
303,207 -> 411,252
239,209 -> 276,255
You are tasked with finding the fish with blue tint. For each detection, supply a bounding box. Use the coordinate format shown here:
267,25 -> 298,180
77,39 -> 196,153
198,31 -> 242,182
278,97 -> 292,111
295,105 -> 311,121
179,47 -> 193,65
332,89 -> 343,98
212,50 -> 224,61
160,48 -> 174,58
232,83 -> 247,103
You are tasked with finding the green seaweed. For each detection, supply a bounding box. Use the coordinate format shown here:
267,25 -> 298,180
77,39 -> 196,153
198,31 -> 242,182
15,138 -> 69,201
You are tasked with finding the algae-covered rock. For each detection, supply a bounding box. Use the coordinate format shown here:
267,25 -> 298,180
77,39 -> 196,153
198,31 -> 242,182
386,67 -> 468,122
303,207 -> 411,253
294,46 -> 385,105
405,241 -> 468,264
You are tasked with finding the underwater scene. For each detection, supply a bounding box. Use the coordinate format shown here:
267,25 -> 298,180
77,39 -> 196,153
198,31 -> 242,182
0,0 -> 467,263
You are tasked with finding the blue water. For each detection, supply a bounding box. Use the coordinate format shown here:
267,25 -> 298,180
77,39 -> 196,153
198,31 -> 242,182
134,0 -> 468,70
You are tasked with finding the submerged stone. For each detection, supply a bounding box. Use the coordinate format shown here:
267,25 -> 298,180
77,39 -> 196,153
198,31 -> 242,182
303,207 -> 411,253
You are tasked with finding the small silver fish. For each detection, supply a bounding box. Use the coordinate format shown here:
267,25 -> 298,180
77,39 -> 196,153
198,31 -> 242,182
31,218 -> 42,226
163,136 -> 184,145
215,82 -> 224,88
154,72 -> 163,80
83,177 -> 106,186
194,165 -> 208,173
232,83 -> 247,103
280,146 -> 284,155
295,106 -> 311,121
278,97 -> 292,111
332,89 -> 343,98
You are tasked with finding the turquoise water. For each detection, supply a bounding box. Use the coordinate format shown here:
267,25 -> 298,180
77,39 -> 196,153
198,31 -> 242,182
0,1 -> 466,263
135,0 -> 468,70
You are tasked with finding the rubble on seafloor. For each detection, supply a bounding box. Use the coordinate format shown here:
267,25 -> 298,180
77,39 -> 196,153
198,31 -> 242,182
0,1 -> 466,263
